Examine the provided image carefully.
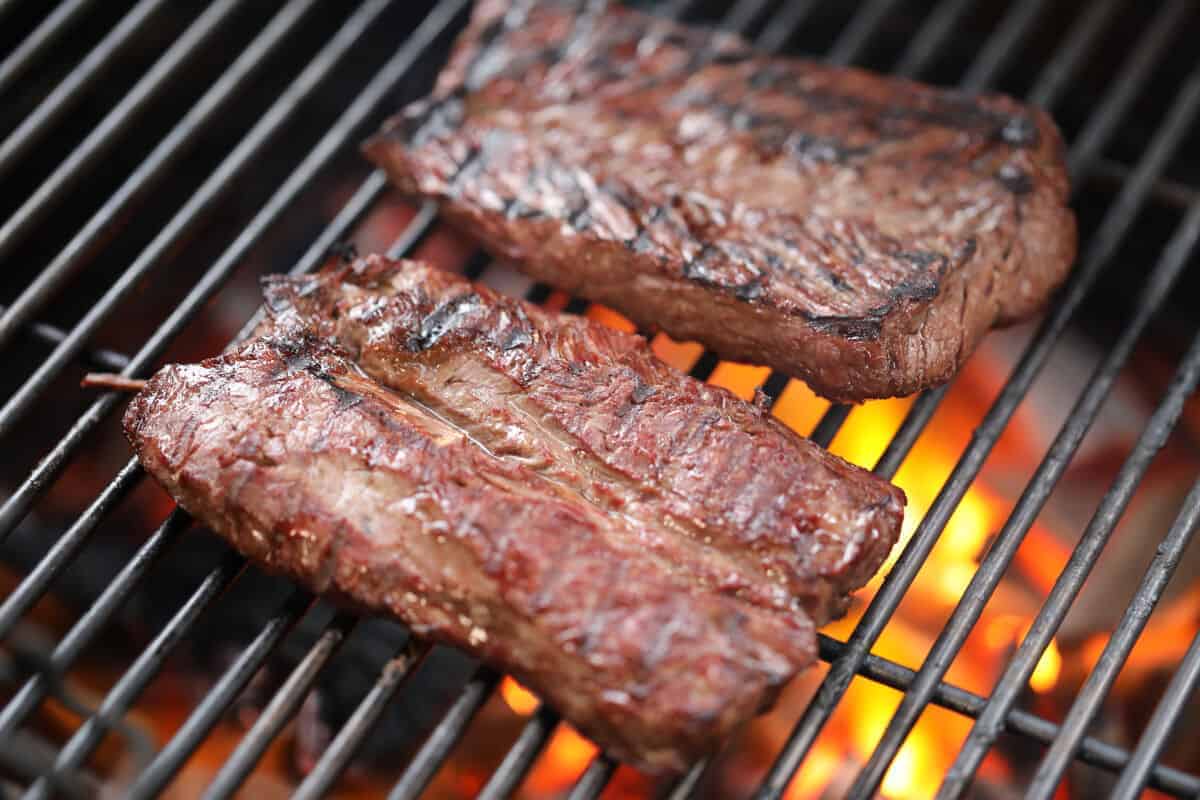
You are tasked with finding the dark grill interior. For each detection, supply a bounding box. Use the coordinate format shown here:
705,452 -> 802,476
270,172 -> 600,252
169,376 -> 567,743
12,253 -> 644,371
1,0 -> 1200,797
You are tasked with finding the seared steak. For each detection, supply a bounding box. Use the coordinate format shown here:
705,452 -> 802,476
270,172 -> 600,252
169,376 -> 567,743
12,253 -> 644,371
125,329 -> 816,773
363,0 -> 1076,401
262,256 -> 905,624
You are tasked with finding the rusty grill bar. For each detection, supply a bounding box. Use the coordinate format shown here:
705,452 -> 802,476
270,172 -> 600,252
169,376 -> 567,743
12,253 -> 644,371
0,1 -> 1198,798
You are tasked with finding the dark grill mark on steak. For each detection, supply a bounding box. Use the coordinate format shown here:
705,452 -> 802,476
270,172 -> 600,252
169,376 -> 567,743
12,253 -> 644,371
364,0 -> 1076,401
408,292 -> 482,352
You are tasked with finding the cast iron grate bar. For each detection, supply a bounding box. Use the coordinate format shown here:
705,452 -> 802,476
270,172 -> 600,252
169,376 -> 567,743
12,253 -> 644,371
3,309 -> 131,373
0,0 -> 392,446
1026,375 -> 1200,796
477,705 -> 562,800
0,0 -> 98,97
294,640 -> 432,800
389,669 -> 502,800
0,0 -> 247,267
754,0 -> 1196,794
21,550 -> 248,800
892,0 -> 976,78
203,612 -> 359,800
0,0 -> 323,355
815,635 -> 1200,797
2,0 -> 1199,797
1111,623 -> 1200,797
0,0 -> 468,776
938,194 -> 1200,797
0,0 -> 168,180
125,590 -> 315,799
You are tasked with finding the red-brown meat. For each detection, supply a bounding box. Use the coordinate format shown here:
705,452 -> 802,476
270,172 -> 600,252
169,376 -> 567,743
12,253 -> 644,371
364,0 -> 1076,401
125,330 -> 816,773
263,256 -> 905,623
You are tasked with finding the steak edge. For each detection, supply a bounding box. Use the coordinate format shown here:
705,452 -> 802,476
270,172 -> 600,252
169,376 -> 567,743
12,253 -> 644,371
364,0 -> 1076,401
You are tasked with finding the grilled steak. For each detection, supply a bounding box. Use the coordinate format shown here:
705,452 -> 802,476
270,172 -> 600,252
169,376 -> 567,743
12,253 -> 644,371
125,328 -> 819,773
363,0 -> 1076,401
262,256 -> 904,624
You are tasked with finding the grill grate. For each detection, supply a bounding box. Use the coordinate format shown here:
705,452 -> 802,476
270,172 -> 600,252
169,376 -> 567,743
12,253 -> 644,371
0,1 -> 1198,798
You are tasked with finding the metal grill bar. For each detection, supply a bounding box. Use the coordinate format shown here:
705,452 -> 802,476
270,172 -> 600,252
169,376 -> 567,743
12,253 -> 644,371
10,312 -> 131,372
0,0 -> 19,24
959,0 -> 1043,92
0,1 -> 461,547
1025,0 -> 1121,110
0,0 -> 246,265
0,0 -> 322,354
1094,159 -> 1200,209
856,62 -> 1200,795
20,550 -> 246,800
0,0 -> 97,97
938,199 -> 1200,797
294,640 -> 431,799
477,705 -> 560,800
754,0 -> 1185,792
1112,629 -> 1200,797
389,669 -> 502,800
817,635 -> 1200,797
753,0 -> 817,54
892,0 -> 976,78
127,591 -> 314,799
202,612 -> 358,800
826,0 -> 902,67
2,0 -> 1198,797
1027,423 -> 1200,797
0,510 -> 188,739
0,0 -> 389,446
0,0 -> 167,179
0,0 -> 467,758
1053,0 -> 1192,175
566,756 -> 618,800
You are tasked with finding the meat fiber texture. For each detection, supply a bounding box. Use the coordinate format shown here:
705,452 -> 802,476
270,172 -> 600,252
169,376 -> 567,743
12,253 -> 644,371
126,257 -> 904,773
364,0 -> 1076,401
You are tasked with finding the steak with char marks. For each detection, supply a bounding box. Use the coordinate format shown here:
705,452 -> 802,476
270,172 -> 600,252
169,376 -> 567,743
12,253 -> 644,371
364,0 -> 1076,401
125,329 -> 816,773
263,256 -> 904,624
125,256 -> 905,772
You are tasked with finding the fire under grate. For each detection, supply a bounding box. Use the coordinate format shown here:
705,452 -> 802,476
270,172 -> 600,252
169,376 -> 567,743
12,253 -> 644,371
1,0 -> 1199,798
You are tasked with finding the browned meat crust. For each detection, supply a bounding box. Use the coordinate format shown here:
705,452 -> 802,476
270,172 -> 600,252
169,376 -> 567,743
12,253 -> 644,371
363,0 -> 1076,401
125,329 -> 816,773
263,256 -> 905,624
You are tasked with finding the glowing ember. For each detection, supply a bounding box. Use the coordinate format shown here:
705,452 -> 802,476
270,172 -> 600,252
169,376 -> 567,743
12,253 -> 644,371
785,742 -> 840,799
1030,638 -> 1062,693
501,677 -> 540,716
526,724 -> 599,795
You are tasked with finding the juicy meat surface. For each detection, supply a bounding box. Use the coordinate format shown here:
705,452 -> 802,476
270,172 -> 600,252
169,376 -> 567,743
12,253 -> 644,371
363,0 -> 1076,401
263,256 -> 905,624
125,330 -> 816,773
